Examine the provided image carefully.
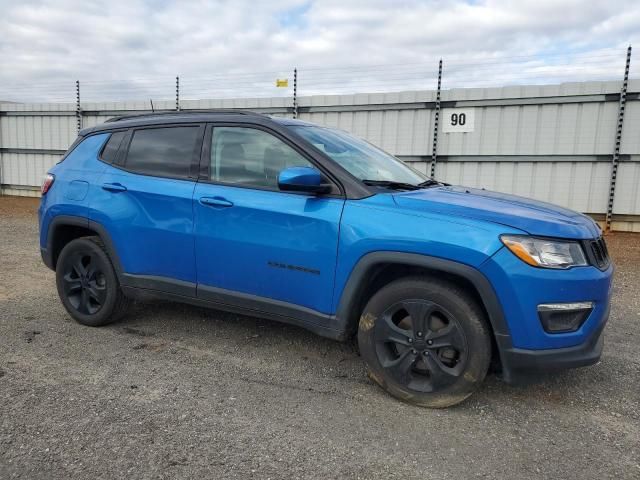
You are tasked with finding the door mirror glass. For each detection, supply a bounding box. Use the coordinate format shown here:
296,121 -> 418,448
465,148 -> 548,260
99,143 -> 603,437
278,167 -> 330,194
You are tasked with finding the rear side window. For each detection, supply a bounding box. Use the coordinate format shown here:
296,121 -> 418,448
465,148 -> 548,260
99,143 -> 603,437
124,126 -> 200,178
100,131 -> 126,164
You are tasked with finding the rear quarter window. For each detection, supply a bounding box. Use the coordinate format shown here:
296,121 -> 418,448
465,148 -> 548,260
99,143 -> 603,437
99,131 -> 127,164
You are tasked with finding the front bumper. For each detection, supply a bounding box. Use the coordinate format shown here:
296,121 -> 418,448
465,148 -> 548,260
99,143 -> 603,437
479,246 -> 613,383
499,304 -> 608,384
480,247 -> 613,350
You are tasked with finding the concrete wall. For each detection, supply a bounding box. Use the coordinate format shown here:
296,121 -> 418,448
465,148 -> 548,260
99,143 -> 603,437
1,80 -> 639,230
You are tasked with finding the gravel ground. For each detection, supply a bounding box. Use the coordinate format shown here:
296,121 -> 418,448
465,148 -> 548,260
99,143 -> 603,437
1,196 -> 639,479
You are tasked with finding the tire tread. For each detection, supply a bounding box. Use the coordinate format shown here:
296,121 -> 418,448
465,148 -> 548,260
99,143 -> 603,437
55,235 -> 130,327
86,236 -> 130,323
358,275 -> 492,408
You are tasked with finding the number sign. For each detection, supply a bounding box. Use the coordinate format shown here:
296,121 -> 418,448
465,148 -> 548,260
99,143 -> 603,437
442,108 -> 475,133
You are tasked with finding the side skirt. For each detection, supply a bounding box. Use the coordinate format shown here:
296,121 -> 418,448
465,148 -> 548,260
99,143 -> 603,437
120,274 -> 348,342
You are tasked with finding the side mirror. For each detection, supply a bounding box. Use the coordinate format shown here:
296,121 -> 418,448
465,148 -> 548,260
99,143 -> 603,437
278,166 -> 331,194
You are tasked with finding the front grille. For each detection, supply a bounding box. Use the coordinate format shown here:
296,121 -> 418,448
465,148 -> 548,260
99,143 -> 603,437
586,236 -> 610,270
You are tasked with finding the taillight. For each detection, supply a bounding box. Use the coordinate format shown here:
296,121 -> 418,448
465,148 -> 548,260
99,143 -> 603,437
41,173 -> 55,194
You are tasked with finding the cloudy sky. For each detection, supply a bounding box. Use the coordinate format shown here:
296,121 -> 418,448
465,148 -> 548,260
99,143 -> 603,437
0,0 -> 637,102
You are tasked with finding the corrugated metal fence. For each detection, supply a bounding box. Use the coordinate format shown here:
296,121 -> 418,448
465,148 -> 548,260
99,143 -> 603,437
1,80 -> 639,231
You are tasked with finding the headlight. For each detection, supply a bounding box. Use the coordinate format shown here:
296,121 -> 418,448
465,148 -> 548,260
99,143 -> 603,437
500,235 -> 587,269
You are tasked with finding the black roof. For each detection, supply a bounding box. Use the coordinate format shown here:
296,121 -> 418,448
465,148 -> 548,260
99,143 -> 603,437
79,110 -> 315,136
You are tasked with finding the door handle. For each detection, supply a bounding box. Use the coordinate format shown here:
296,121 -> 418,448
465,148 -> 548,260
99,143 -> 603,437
200,196 -> 234,208
102,182 -> 127,193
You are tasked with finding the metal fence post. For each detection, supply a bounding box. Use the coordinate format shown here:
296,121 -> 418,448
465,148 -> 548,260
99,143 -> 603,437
430,59 -> 443,179
0,102 -> 3,194
293,68 -> 298,119
75,80 -> 82,133
605,45 -> 632,233
176,76 -> 180,111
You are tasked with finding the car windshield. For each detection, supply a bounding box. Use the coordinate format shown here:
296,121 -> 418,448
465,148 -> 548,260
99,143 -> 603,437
290,125 -> 427,185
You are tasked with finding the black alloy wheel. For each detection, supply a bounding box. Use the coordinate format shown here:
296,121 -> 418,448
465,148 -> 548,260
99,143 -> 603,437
56,236 -> 130,327
358,277 -> 492,408
62,251 -> 108,315
374,299 -> 467,392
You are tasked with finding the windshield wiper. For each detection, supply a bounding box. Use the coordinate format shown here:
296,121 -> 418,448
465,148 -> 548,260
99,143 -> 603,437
361,179 -> 421,191
362,178 -> 448,190
418,179 -> 448,187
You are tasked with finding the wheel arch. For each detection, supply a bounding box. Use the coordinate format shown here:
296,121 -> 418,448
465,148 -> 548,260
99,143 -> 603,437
335,252 -> 512,352
44,215 -> 123,276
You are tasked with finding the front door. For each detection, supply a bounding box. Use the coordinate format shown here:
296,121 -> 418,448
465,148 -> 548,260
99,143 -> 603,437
193,125 -> 345,314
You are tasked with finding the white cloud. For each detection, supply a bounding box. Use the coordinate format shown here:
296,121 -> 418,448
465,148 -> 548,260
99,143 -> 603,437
0,0 -> 637,102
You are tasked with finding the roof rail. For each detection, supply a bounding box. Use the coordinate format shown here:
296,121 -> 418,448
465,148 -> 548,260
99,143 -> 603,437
104,109 -> 265,123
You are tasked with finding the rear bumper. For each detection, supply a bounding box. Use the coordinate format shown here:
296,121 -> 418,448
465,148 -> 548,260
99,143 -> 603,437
499,304 -> 608,384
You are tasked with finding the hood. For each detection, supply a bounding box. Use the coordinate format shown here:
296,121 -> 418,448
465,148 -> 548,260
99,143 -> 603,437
393,186 -> 601,240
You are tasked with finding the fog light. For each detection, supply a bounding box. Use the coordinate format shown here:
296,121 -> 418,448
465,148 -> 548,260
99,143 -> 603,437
537,302 -> 594,333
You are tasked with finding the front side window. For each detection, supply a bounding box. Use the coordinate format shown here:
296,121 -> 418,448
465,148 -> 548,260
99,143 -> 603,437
290,125 -> 426,185
210,127 -> 312,188
125,126 -> 200,178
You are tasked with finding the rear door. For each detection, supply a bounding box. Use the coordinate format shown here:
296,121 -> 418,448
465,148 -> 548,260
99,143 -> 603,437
193,124 -> 345,314
91,124 -> 204,293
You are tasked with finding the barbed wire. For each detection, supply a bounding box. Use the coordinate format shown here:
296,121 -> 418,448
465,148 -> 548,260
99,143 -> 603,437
0,48 -> 633,103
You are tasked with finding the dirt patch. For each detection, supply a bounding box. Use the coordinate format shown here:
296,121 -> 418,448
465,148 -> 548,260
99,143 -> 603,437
23,330 -> 42,343
132,342 -> 167,352
0,195 -> 40,217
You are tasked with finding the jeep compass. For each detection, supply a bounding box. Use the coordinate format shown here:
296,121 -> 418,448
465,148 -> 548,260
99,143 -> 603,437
38,111 -> 613,407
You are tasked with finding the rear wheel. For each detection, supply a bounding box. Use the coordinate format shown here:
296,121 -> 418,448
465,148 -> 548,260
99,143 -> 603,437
55,236 -> 130,326
358,277 -> 491,408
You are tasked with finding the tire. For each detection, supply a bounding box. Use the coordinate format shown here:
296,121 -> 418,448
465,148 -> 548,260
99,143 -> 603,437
55,236 -> 130,327
358,276 -> 491,408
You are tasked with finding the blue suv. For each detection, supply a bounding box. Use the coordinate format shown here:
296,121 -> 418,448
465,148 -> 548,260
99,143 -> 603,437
39,111 -> 613,407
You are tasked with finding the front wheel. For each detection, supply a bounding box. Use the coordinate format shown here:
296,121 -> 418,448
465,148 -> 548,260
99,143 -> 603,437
55,236 -> 130,327
358,277 -> 491,408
